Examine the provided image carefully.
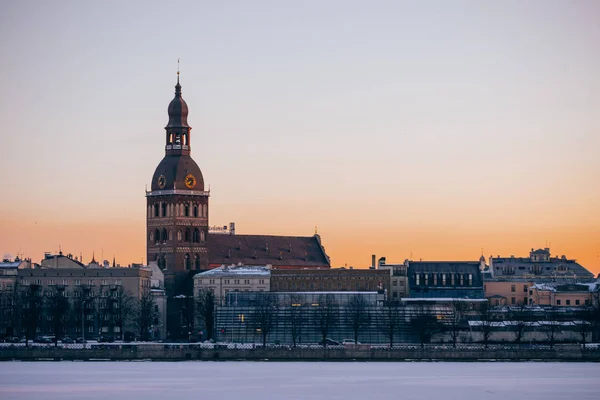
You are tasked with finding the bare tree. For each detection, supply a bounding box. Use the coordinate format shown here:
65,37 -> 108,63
136,289 -> 157,341
511,305 -> 528,344
251,292 -> 278,346
378,301 -> 404,348
195,288 -> 216,341
0,283 -> 18,337
287,293 -> 305,347
345,294 -> 370,344
46,287 -> 70,346
479,303 -> 495,348
448,300 -> 468,348
20,284 -> 43,346
542,319 -> 562,348
114,287 -> 136,340
314,294 -> 338,347
410,305 -> 441,348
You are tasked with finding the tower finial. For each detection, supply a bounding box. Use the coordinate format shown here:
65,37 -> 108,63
177,58 -> 180,83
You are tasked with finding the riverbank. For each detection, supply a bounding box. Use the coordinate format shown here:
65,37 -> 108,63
1,343 -> 599,361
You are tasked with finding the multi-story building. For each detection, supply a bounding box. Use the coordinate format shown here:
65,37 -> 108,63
193,265 -> 271,305
484,248 -> 595,306
375,256 -> 408,301
0,257 -> 31,337
270,268 -> 389,293
407,261 -> 484,299
16,265 -> 151,339
528,282 -> 599,307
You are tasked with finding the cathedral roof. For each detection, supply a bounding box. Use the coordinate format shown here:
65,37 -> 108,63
151,155 -> 204,191
207,234 -> 331,268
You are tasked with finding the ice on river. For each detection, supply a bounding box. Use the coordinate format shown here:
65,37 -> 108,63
0,361 -> 599,400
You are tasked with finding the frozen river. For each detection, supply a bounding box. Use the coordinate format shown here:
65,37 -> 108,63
0,361 -> 598,400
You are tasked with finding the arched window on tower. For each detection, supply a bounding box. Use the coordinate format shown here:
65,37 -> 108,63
168,230 -> 173,241
163,254 -> 168,270
192,228 -> 200,243
193,205 -> 198,218
184,229 -> 190,242
162,228 -> 168,243
154,229 -> 160,245
175,204 -> 179,216
203,204 -> 208,217
184,254 -> 190,270
194,254 -> 200,269
154,204 -> 159,218
149,231 -> 153,242
184,204 -> 190,217
161,203 -> 167,217
200,230 -> 205,242
177,230 -> 182,241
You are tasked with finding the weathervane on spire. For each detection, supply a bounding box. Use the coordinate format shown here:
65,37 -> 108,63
177,58 -> 180,82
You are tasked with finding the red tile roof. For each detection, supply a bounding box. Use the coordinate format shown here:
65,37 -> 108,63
207,234 -> 330,268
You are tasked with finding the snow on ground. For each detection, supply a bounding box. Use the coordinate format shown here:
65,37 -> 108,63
0,361 -> 599,400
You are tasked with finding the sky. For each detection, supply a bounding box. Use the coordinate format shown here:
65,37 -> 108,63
0,1 -> 598,274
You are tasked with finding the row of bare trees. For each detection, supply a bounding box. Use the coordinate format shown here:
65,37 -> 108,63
0,284 -> 158,344
192,289 -> 600,347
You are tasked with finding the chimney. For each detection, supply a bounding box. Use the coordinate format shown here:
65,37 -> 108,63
229,222 -> 235,235
371,254 -> 376,270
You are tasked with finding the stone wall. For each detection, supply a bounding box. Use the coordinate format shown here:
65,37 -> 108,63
1,344 -> 598,362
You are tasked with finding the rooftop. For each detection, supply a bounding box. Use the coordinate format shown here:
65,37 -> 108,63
194,265 -> 272,278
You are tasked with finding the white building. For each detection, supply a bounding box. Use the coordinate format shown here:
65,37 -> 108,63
193,264 -> 271,305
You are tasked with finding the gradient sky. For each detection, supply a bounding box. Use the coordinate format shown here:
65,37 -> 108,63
1,1 -> 599,274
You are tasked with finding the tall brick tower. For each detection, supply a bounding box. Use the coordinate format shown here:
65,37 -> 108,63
146,74 -> 209,297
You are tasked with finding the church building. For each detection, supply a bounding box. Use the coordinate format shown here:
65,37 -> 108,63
146,75 -> 330,337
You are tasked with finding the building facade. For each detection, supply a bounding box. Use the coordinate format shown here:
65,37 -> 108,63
270,268 -> 389,293
484,248 -> 595,306
407,261 -> 484,299
376,256 -> 408,301
194,265 -> 271,305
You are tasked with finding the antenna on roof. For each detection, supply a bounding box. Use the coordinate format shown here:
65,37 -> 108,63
314,225 -> 318,234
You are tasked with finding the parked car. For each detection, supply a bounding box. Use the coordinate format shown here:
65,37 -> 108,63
60,337 -> 74,344
75,337 -> 87,344
319,338 -> 340,346
33,336 -> 54,344
123,331 -> 136,343
342,339 -> 361,345
4,336 -> 21,343
97,335 -> 115,343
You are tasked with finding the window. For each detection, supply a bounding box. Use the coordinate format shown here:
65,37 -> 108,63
442,274 -> 447,286
193,205 -> 199,218
392,281 -> 397,286
194,254 -> 200,269
511,285 -> 516,293
192,228 -> 200,243
154,229 -> 160,245
184,229 -> 190,242
566,299 -> 571,306
511,297 -> 515,305
468,274 -> 472,286
415,274 -> 420,286
184,254 -> 190,270
154,204 -> 159,217
575,299 -> 580,305
556,299 -> 561,305
177,230 -> 182,241
523,285 -> 528,293
184,204 -> 189,217
161,203 -> 167,217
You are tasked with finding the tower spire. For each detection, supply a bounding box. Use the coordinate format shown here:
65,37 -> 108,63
177,58 -> 180,85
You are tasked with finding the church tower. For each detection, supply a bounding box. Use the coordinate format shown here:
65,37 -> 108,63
146,74 -> 209,295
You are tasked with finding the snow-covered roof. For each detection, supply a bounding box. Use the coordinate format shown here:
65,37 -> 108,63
0,261 -> 21,268
194,265 -> 271,278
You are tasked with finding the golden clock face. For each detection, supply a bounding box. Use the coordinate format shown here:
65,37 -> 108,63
157,175 -> 166,189
184,173 -> 197,189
